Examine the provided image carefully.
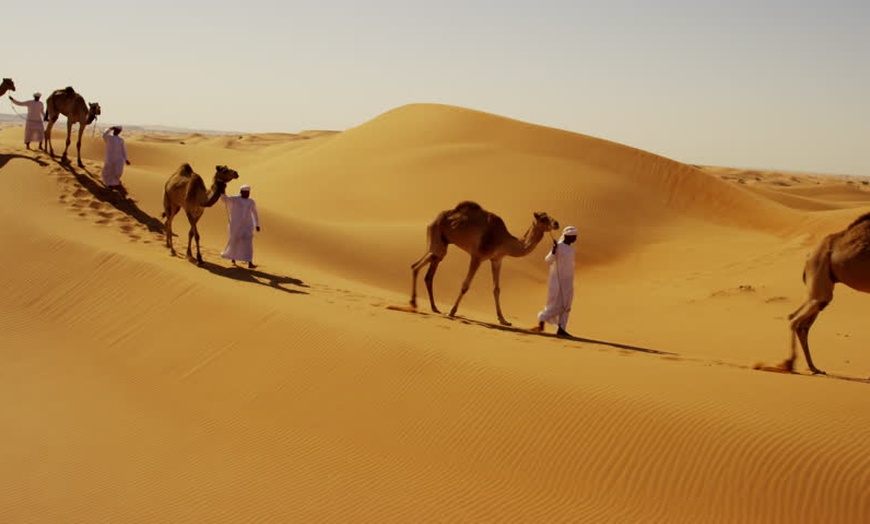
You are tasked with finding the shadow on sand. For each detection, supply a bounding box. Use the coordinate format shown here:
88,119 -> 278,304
0,152 -> 51,169
386,306 -> 673,356
198,260 -> 309,295
56,160 -> 165,234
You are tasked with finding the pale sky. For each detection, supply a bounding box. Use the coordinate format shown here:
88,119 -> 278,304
4,0 -> 869,175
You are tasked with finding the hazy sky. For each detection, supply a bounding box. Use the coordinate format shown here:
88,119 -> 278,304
4,0 -> 868,175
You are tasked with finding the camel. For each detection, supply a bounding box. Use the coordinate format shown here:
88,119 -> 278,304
0,78 -> 14,97
162,163 -> 239,265
44,87 -> 101,167
410,201 -> 560,326
786,212 -> 870,375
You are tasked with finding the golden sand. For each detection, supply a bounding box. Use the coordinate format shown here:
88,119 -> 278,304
1,104 -> 868,522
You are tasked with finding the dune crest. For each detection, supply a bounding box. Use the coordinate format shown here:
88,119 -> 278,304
1,100 -> 870,523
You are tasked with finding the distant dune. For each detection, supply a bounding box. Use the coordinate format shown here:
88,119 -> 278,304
1,103 -> 869,523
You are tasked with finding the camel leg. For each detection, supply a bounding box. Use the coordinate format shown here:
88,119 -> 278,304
783,246 -> 834,374
62,120 -> 73,163
410,252 -> 435,308
490,258 -> 511,326
449,256 -> 482,318
788,300 -> 826,375
45,118 -> 56,157
194,225 -> 203,265
184,212 -> 204,265
76,123 -> 85,167
164,205 -> 178,255
423,257 -> 443,313
185,212 -> 196,260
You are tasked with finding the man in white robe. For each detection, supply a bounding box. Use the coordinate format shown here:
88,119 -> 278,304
532,225 -> 578,337
221,184 -> 261,268
9,92 -> 45,150
100,126 -> 130,189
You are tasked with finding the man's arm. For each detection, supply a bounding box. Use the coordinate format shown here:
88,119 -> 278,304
251,201 -> 260,231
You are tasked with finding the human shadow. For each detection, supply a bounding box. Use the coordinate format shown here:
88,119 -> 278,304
451,315 -> 674,355
56,160 -> 165,234
387,306 -> 675,356
0,152 -> 50,169
198,260 -> 309,295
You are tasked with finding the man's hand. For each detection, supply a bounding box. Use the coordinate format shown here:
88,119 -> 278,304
256,226 -> 260,232
125,160 -> 131,165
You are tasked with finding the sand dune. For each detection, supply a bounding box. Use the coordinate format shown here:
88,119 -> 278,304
1,104 -> 869,523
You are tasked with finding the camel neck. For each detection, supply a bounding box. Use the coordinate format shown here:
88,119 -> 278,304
203,180 -> 227,207
506,224 -> 544,257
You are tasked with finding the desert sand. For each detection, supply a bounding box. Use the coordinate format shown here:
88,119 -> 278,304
1,103 -> 869,522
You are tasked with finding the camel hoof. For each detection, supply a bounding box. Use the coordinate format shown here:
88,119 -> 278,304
498,319 -> 512,327
77,161 -> 84,168
810,368 -> 826,376
431,307 -> 441,314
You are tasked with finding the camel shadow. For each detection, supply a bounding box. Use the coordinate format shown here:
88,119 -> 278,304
56,160 -> 165,234
198,260 -> 309,295
451,315 -> 675,355
0,152 -> 50,169
388,306 -> 675,356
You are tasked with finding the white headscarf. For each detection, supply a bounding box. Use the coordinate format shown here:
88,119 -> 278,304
559,225 -> 578,242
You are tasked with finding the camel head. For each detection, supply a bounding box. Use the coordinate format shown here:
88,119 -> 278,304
87,102 -> 101,124
532,211 -> 560,234
1,78 -> 14,92
214,165 -> 240,185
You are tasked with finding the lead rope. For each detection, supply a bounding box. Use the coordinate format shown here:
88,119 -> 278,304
9,100 -> 27,121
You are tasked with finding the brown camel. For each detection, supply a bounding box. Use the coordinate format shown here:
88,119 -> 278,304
786,212 -> 870,375
162,163 -> 239,265
410,201 -> 560,326
0,78 -> 15,97
44,86 -> 101,167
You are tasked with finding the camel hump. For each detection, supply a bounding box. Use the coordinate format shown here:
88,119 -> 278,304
177,163 -> 195,177
453,201 -> 483,213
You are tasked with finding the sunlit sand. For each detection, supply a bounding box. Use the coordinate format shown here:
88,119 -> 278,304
1,103 -> 868,522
